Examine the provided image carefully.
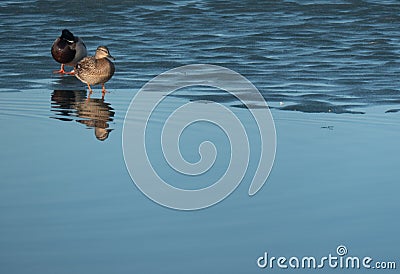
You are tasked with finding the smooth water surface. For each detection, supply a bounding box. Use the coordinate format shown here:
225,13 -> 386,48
1,1 -> 399,273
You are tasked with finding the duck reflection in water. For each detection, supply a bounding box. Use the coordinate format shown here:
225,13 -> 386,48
51,90 -> 115,141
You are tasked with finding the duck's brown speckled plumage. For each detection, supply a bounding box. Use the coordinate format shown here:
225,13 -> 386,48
75,46 -> 115,97
75,57 -> 115,86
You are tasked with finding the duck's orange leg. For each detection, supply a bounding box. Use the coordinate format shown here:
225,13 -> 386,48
65,70 -> 75,75
101,84 -> 107,99
87,83 -> 93,94
53,64 -> 66,74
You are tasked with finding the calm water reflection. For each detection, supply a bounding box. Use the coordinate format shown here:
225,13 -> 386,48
51,90 -> 115,141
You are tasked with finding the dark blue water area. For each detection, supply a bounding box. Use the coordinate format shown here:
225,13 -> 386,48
1,1 -> 400,273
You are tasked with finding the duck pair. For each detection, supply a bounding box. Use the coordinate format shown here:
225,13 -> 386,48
51,29 -> 115,96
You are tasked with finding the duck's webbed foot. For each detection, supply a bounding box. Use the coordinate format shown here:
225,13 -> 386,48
53,64 -> 67,74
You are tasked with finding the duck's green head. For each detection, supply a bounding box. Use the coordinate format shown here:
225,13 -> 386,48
60,29 -> 75,44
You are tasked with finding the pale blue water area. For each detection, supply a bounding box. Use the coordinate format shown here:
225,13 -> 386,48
1,1 -> 400,273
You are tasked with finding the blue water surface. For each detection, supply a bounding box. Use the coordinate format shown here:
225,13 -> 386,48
0,1 -> 399,273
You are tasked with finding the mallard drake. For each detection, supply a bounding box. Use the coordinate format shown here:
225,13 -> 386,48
74,46 -> 115,97
51,29 -> 87,75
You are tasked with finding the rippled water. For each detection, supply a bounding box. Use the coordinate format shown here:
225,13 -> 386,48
1,0 -> 400,113
1,1 -> 399,273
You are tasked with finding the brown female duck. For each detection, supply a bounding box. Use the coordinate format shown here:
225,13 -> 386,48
74,46 -> 115,97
